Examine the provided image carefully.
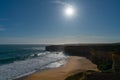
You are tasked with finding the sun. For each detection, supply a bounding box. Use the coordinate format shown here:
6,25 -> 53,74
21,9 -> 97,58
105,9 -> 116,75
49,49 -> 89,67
64,6 -> 75,17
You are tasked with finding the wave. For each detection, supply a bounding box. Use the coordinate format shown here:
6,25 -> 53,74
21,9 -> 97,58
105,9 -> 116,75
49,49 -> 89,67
0,51 -> 68,80
23,47 -> 45,51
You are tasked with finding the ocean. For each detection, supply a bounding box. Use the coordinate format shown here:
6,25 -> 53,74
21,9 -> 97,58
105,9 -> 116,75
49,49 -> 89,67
0,45 -> 68,80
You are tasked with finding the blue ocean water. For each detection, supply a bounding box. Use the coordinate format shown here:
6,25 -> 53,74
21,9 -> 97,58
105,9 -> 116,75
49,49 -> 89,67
0,45 -> 68,80
0,45 -> 46,65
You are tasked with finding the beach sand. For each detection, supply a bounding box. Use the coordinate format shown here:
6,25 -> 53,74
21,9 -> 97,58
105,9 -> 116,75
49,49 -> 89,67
17,56 -> 99,80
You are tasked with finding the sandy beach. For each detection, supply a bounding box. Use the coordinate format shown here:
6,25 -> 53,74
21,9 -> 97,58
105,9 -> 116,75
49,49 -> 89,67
17,56 -> 99,80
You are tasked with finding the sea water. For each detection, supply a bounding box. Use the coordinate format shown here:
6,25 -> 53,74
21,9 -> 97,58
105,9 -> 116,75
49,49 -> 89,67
0,45 -> 68,80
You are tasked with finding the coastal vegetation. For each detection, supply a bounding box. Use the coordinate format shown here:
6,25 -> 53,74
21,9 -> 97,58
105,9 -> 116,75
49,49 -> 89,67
65,71 -> 120,80
46,43 -> 120,80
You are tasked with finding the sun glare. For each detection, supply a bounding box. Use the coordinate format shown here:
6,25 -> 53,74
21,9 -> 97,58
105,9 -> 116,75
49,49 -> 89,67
64,6 -> 75,17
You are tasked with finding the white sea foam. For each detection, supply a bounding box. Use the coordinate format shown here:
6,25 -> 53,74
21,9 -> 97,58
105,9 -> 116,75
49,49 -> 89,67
45,59 -> 67,68
0,52 -> 68,80
37,51 -> 50,56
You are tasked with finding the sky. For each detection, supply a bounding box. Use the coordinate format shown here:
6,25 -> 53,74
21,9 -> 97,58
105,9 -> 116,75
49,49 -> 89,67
0,0 -> 120,44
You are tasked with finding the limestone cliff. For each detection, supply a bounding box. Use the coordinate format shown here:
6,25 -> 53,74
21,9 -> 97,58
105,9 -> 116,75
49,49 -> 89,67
46,43 -> 120,72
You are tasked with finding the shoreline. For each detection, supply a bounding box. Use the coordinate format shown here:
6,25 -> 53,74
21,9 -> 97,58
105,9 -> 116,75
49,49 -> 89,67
14,58 -> 68,80
16,56 -> 99,80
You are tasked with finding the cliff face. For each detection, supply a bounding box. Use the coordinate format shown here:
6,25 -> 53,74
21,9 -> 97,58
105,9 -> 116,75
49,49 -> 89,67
46,45 -> 64,51
64,45 -> 114,71
112,53 -> 120,72
65,71 -> 120,80
46,44 -> 120,72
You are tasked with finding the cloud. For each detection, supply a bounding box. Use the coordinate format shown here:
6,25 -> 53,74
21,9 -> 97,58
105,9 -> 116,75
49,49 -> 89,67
52,0 -> 72,7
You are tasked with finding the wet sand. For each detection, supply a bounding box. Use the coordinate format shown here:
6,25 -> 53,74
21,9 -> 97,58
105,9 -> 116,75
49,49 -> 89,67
17,56 -> 99,80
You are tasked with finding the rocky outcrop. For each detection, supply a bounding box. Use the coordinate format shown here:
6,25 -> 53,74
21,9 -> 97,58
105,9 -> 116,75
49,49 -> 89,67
112,52 -> 120,72
65,71 -> 120,80
46,43 -> 120,72
46,45 -> 65,51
